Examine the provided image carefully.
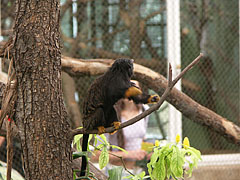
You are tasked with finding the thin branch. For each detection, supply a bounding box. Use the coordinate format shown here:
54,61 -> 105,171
168,63 -> 172,87
7,120 -> 13,180
69,53 -> 203,139
93,145 -> 135,176
0,58 -> 17,131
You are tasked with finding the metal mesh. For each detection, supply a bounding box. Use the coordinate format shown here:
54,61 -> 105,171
180,0 -> 239,154
0,0 -> 239,179
61,0 -> 239,153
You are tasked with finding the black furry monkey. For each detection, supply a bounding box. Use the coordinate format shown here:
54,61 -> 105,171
80,58 -> 159,176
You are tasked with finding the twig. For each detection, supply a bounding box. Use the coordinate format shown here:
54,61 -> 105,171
7,120 -> 13,180
93,146 -> 135,176
168,63 -> 172,86
108,153 -> 135,176
0,73 -> 17,131
0,57 -> 17,131
69,53 -> 203,139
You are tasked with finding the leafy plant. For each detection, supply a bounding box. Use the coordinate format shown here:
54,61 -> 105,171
108,166 -> 123,180
72,133 -> 128,179
123,171 -> 150,180
147,135 -> 202,180
94,134 -> 127,169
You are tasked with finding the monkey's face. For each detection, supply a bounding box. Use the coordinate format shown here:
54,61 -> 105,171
111,58 -> 134,78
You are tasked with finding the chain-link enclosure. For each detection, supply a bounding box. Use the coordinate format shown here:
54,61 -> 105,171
181,0 -> 239,154
0,0 -> 239,179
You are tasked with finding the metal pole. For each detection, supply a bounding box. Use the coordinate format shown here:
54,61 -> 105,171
166,0 -> 182,142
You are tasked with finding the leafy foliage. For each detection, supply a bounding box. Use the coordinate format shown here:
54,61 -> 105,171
108,166 -> 123,180
147,136 -> 202,180
99,146 -> 109,169
73,132 -> 201,180
94,134 -> 128,170
123,171 -> 150,180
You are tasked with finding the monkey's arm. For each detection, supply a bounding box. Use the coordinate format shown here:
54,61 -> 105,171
129,94 -> 160,104
124,82 -> 142,98
124,82 -> 159,104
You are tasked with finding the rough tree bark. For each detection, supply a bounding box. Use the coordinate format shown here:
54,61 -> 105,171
11,1 -> 72,179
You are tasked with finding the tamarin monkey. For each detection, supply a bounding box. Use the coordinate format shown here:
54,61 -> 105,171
80,58 -> 159,176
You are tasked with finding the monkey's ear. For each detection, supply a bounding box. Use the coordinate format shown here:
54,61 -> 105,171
125,86 -> 142,98
147,95 -> 160,104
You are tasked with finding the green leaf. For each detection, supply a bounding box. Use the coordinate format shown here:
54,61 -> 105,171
73,127 -> 83,151
100,134 -> 109,145
138,171 -> 145,178
87,134 -> 93,151
108,166 -> 123,180
152,154 -> 166,180
147,144 -> 172,180
184,147 -> 202,177
165,154 -> 172,179
159,143 -> 171,153
72,152 -> 86,160
94,134 -> 98,146
76,139 -> 82,152
73,171 -> 77,180
170,146 -> 185,178
111,145 -> 128,153
186,161 -> 194,177
99,146 -> 109,169
73,134 -> 83,145
123,172 -> 149,180
73,127 -> 83,144
147,162 -> 153,177
188,147 -> 202,160
150,148 -> 160,166
96,143 -> 104,150
95,135 -> 107,145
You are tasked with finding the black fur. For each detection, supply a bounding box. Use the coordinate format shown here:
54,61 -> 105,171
80,58 -> 158,176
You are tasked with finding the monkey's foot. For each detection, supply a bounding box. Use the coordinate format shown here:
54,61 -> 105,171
113,121 -> 121,130
109,122 -> 121,135
125,86 -> 142,98
147,95 -> 160,104
97,126 -> 106,135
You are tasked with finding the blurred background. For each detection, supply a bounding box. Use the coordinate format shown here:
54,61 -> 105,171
0,0 -> 239,179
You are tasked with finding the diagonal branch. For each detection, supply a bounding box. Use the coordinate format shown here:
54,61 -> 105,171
0,38 -> 239,144
69,54 -> 203,139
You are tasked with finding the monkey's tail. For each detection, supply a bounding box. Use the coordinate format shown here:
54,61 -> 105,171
80,134 -> 89,177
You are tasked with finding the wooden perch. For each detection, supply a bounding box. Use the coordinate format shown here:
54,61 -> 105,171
60,55 -> 240,145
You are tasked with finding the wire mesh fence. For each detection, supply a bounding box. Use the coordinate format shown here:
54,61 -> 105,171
0,0 -> 239,179
180,0 -> 239,154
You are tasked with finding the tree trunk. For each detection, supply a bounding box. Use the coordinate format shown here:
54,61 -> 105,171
12,1 -> 72,179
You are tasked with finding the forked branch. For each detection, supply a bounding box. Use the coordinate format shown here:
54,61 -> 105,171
70,53 -> 203,139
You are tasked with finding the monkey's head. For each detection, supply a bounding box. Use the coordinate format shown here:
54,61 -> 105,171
110,58 -> 134,78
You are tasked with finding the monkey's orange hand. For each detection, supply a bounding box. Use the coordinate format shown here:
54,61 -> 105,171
147,95 -> 160,104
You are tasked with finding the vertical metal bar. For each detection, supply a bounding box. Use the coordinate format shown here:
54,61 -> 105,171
166,0 -> 182,143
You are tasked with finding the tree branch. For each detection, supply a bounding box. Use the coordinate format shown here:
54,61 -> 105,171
0,38 -> 239,145
7,121 -> 13,180
69,54 -> 203,139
